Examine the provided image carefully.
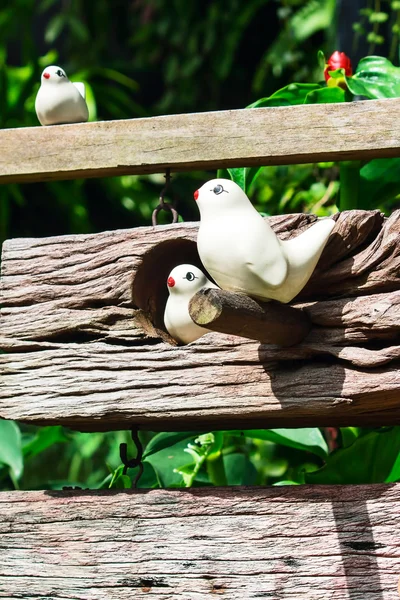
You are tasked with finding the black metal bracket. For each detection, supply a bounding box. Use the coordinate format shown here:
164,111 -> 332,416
151,169 -> 179,226
119,428 -> 144,489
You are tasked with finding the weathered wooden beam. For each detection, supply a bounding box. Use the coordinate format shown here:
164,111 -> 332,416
189,288 -> 311,346
1,210 -> 399,431
1,98 -> 400,183
0,485 -> 399,599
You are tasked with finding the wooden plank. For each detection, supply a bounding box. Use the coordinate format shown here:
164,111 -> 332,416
0,485 -> 400,599
1,98 -> 400,183
1,210 -> 399,431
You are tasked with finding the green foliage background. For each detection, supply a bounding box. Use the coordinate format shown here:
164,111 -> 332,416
1,0 -> 400,491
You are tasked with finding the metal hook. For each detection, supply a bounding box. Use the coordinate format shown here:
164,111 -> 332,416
119,428 -> 144,489
151,169 -> 179,226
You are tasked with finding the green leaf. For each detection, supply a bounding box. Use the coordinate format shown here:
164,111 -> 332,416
175,433 -> 227,488
340,427 -> 359,448
347,56 -> 400,98
206,432 -> 227,485
305,86 -> 347,104
143,431 -> 199,459
243,428 -> 328,459
136,461 -> 161,489
386,452 -> 400,483
317,50 -> 326,69
273,480 -> 300,486
207,431 -> 224,461
369,11 -> 389,23
23,426 -> 68,459
217,168 -> 230,180
290,0 -> 336,41
248,83 -> 322,108
111,474 -> 132,489
66,15 -> 89,43
227,167 -> 263,192
223,453 -> 257,485
359,158 -> 400,209
45,14 -> 65,44
306,427 -> 400,484
0,420 -> 23,480
145,438 -> 198,487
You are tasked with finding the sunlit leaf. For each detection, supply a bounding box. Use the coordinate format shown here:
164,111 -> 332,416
243,428 -> 328,459
227,167 -> 263,192
145,438 -> 199,487
248,83 -> 321,108
111,474 -> 132,489
273,480 -> 300,486
347,56 -> 400,98
305,86 -> 346,103
340,427 -> 359,448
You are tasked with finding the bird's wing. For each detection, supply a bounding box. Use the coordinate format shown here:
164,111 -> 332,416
245,240 -> 288,289
199,216 -> 289,295
243,219 -> 289,289
73,82 -> 86,99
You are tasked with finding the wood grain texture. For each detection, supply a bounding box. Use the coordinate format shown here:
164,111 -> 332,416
188,288 -> 311,346
1,210 -> 399,431
1,485 -> 400,599
1,98 -> 400,183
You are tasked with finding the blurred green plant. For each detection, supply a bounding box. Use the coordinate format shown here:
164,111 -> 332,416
1,1 -> 400,492
2,423 -> 400,490
351,0 -> 400,59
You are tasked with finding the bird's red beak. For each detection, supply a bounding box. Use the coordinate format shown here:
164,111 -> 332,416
167,276 -> 175,288
194,189 -> 199,201
43,72 -> 50,79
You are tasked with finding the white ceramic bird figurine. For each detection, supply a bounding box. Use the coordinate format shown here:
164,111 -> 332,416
195,179 -> 335,304
164,264 -> 218,344
35,66 -> 89,126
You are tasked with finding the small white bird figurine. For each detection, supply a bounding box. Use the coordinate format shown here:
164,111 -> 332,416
35,66 -> 89,126
164,264 -> 218,344
195,179 -> 335,304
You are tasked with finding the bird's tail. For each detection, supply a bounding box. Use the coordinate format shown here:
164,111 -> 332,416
280,218 -> 335,301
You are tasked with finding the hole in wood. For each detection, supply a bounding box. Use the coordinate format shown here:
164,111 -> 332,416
132,238 -> 205,332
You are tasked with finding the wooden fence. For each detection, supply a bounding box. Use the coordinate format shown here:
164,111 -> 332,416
1,99 -> 400,598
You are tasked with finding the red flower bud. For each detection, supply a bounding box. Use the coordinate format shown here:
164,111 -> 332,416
324,51 -> 352,82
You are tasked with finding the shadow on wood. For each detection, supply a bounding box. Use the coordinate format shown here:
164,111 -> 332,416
0,485 -> 397,599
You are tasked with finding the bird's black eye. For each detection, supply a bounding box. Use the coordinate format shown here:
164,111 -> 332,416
56,69 -> 66,78
213,184 -> 225,195
185,272 -> 196,282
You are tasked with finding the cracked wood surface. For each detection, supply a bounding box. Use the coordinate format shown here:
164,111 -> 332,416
1,210 -> 399,431
0,485 -> 400,599
1,98 -> 400,183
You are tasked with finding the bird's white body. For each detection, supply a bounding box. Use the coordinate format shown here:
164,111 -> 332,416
164,264 -> 218,344
35,66 -> 89,126
195,179 -> 335,303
